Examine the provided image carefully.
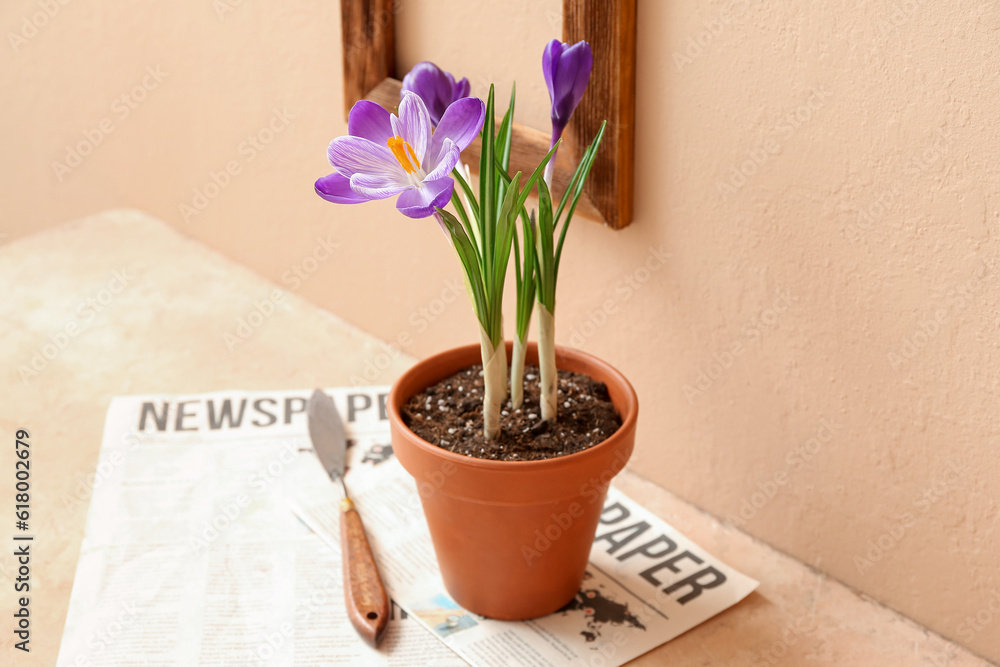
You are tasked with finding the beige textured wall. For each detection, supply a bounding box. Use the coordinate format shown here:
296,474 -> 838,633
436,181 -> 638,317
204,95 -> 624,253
3,0 -> 999,661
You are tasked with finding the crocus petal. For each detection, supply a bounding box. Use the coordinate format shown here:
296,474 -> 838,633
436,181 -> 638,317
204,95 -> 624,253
543,40 -> 593,132
402,62 -> 446,122
327,135 -> 403,179
401,62 -> 440,96
550,44 -> 579,105
436,97 -> 485,151
395,178 -> 454,218
567,43 -> 593,111
347,100 -> 393,144
542,39 -> 564,106
401,61 -> 474,126
425,96 -> 485,168
392,92 -> 432,160
402,61 -> 459,125
315,172 -> 369,204
422,139 -> 460,182
551,41 -> 593,124
349,172 -> 409,200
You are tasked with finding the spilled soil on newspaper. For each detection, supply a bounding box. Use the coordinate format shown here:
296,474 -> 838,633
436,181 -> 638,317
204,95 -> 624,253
401,363 -> 621,461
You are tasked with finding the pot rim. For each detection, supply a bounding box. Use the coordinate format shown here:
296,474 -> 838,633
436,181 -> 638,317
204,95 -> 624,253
388,342 -> 638,472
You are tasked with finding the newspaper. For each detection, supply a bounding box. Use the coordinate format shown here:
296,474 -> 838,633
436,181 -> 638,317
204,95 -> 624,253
58,387 -> 757,667
57,388 -> 464,667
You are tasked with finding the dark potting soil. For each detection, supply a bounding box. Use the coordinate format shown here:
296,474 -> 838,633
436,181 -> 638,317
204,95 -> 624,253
401,363 -> 622,461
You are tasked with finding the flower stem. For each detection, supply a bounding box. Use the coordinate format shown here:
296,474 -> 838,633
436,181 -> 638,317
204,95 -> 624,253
537,304 -> 557,422
479,325 -> 506,440
543,127 -> 561,189
510,334 -> 528,410
500,340 -> 508,402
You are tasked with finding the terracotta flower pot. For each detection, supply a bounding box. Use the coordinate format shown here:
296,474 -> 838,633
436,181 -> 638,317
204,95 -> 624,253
388,342 -> 638,620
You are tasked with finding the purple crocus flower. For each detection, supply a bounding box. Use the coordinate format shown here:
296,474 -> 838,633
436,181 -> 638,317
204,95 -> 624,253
542,39 -> 593,145
401,61 -> 471,127
541,39 -> 593,185
315,92 -> 485,219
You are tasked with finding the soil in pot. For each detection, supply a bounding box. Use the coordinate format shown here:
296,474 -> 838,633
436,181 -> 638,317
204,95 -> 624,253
401,362 -> 622,461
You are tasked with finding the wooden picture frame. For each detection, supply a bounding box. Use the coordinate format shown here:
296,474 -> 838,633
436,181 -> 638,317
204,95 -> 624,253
340,0 -> 636,229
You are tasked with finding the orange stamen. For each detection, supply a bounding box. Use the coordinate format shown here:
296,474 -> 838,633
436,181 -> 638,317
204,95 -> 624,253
387,136 -> 421,173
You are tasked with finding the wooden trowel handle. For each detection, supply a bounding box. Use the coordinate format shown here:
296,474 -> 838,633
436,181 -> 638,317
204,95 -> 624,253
340,497 -> 390,646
